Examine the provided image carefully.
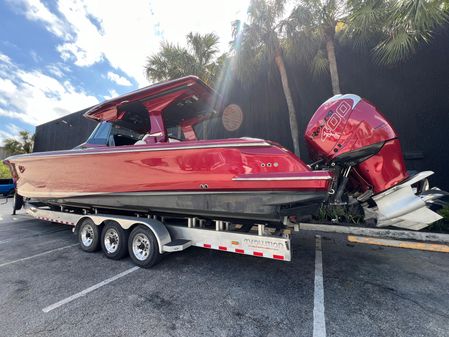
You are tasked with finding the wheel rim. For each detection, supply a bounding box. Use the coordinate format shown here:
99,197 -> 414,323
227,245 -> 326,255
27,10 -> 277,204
104,228 -> 120,253
132,233 -> 150,261
80,224 -> 94,247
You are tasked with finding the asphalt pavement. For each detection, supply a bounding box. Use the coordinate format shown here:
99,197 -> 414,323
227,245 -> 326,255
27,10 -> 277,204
0,199 -> 448,337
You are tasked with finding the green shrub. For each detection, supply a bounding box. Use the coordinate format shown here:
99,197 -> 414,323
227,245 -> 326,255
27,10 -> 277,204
426,205 -> 449,233
0,162 -> 11,179
439,205 -> 449,221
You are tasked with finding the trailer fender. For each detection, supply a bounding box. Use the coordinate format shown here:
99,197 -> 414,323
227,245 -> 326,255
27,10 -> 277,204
74,216 -> 97,233
127,220 -> 172,254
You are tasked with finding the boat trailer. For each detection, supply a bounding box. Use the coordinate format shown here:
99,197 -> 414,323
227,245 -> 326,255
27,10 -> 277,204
19,201 -> 449,268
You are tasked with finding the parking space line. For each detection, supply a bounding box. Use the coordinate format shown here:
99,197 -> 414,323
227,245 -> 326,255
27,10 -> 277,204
0,244 -> 78,268
42,266 -> 140,313
313,235 -> 326,337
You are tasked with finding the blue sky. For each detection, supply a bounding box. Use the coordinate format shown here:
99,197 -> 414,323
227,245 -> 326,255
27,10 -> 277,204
0,0 -> 248,143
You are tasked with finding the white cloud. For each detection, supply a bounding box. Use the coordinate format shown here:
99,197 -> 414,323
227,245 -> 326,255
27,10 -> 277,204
150,1 -> 249,53
46,63 -> 71,78
107,71 -> 132,86
0,123 -> 23,144
0,78 -> 17,95
30,50 -> 41,63
11,0 -> 68,38
0,130 -> 16,144
0,53 -> 12,64
103,89 -> 119,100
0,54 -> 98,126
12,0 -> 249,87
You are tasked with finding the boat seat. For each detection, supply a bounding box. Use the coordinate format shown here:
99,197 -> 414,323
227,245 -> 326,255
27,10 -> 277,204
108,134 -> 115,146
134,134 -> 151,145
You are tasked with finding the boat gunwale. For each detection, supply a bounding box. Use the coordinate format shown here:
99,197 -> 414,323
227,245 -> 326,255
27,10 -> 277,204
5,139 -> 273,161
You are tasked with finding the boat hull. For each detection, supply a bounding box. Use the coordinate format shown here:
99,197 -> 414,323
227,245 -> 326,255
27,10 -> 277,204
5,138 -> 332,222
45,190 -> 327,222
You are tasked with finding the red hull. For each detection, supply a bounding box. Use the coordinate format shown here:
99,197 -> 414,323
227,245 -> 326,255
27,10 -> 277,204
6,138 -> 331,199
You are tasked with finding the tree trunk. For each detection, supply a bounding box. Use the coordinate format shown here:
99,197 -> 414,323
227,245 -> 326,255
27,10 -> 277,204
274,49 -> 301,157
325,37 -> 341,95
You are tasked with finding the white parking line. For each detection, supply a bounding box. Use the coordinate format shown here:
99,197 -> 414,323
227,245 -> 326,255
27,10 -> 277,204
42,266 -> 140,313
0,243 -> 78,268
313,235 -> 326,337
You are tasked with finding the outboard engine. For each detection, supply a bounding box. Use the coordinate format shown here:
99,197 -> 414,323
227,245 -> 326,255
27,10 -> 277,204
305,94 -> 446,230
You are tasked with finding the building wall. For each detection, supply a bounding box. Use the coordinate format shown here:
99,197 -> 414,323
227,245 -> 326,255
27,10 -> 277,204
33,108 -> 98,152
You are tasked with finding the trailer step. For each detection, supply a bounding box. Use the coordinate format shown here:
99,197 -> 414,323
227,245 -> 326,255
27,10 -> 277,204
163,239 -> 192,252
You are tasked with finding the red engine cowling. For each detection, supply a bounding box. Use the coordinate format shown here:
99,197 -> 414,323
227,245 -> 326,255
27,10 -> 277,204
304,94 -> 408,194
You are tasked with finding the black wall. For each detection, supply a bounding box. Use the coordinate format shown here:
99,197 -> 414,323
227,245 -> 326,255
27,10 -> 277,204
33,108 -> 97,152
34,27 -> 449,189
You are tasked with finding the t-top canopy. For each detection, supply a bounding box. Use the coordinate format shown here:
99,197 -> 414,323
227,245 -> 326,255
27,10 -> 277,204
84,76 -> 223,123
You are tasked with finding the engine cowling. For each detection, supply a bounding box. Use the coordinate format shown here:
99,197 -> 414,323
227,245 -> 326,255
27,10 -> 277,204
304,94 -> 408,193
305,94 -> 447,231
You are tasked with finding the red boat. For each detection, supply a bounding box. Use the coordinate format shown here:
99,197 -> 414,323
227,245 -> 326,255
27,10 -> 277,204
4,76 -> 446,229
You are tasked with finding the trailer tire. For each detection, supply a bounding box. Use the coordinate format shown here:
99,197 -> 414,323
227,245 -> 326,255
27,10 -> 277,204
101,222 -> 129,260
78,219 -> 100,252
128,225 -> 161,268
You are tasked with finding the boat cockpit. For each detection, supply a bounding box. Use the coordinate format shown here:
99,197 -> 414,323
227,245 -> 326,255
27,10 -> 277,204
81,96 -> 219,148
80,76 -> 221,149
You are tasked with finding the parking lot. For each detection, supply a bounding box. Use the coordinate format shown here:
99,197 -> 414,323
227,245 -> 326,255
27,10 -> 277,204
0,200 -> 448,337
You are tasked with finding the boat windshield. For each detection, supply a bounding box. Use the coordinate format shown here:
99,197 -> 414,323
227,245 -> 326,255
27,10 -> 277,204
80,100 -> 151,147
85,121 -> 145,147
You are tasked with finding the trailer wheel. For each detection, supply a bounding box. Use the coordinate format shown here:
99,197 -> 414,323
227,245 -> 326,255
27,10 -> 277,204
101,222 -> 129,260
78,219 -> 100,252
128,225 -> 161,268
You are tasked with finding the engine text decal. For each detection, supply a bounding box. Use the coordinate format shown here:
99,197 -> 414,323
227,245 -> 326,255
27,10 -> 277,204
316,100 -> 351,142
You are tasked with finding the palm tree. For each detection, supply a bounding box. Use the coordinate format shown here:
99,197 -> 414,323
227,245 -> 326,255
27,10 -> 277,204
232,0 -> 301,156
3,131 -> 34,156
285,0 -> 447,94
145,32 -> 224,86
348,0 -> 449,65
284,0 -> 346,95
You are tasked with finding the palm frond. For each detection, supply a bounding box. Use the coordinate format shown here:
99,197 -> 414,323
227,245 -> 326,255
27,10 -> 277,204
373,30 -> 417,64
372,0 -> 449,64
311,49 -> 329,77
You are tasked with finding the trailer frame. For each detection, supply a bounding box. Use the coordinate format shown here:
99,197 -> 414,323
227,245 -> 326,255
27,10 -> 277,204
23,201 -> 449,267
26,204 -> 292,267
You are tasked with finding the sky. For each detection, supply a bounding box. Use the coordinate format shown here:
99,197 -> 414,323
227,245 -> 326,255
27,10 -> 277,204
0,0 -> 249,143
